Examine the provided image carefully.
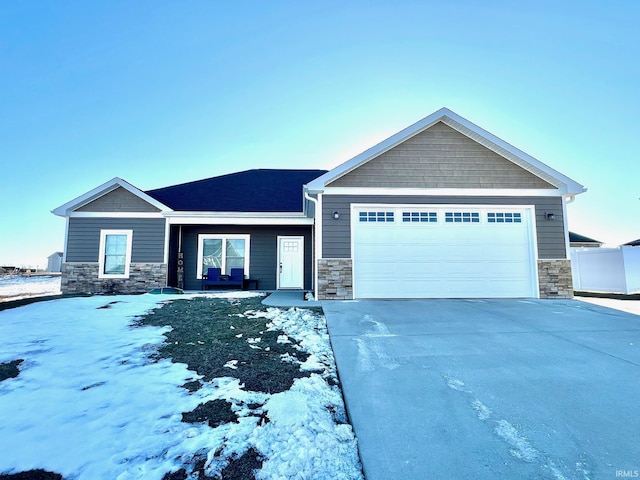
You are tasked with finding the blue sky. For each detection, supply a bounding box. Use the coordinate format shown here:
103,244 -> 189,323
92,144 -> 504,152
1,1 -> 638,267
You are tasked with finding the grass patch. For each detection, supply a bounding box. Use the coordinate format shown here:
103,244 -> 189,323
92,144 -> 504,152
0,471 -> 63,480
0,294 -> 90,312
138,296 -> 310,394
0,359 -> 23,382
182,399 -> 238,428
161,449 -> 262,480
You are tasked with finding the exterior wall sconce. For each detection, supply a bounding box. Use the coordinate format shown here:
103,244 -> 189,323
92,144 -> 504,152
545,212 -> 555,220
333,211 -> 340,220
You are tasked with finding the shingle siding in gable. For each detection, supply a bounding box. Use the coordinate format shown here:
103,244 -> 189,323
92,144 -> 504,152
321,195 -> 566,259
328,122 -> 556,189
76,187 -> 161,212
66,218 -> 166,263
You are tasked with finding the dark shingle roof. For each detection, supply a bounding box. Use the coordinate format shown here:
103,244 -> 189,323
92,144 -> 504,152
624,238 -> 640,246
146,169 -> 327,212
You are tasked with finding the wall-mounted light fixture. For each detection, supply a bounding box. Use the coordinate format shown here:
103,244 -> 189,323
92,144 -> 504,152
333,211 -> 340,220
545,212 -> 555,220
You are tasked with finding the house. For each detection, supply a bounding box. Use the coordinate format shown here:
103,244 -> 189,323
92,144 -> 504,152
47,252 -> 63,273
624,239 -> 640,247
53,108 -> 585,299
569,232 -> 603,248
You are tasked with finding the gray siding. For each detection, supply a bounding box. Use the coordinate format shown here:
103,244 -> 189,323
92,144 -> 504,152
329,122 -> 555,189
76,187 -> 161,212
66,218 -> 166,262
322,195 -> 566,259
175,225 -> 313,291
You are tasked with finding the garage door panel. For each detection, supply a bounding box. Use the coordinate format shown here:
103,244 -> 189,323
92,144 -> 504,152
353,206 -> 537,298
359,278 -> 534,298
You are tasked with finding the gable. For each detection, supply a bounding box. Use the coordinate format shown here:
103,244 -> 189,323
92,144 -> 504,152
328,122 -> 555,189
75,186 -> 162,213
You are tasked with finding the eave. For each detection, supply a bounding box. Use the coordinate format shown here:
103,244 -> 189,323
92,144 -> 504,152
317,186 -> 577,197
164,211 -> 314,225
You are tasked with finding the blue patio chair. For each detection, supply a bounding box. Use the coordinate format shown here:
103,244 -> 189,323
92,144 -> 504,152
229,268 -> 245,288
202,267 -> 222,290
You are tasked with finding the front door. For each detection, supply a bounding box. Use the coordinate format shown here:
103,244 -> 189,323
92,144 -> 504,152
278,236 -> 304,289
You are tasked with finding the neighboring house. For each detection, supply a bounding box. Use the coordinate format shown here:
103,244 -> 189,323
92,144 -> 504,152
569,232 -> 603,248
571,236 -> 640,294
47,252 -> 63,273
53,108 -> 585,299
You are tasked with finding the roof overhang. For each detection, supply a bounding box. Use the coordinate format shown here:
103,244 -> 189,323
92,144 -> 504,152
306,108 -> 586,197
52,177 -> 172,217
164,211 -> 314,225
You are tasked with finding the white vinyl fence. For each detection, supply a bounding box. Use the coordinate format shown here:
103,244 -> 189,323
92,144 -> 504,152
570,246 -> 640,294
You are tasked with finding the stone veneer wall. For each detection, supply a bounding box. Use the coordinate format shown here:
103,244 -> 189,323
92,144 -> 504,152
537,259 -> 573,299
61,263 -> 168,294
317,258 -> 353,300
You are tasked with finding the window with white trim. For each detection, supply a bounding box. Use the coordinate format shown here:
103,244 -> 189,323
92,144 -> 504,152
98,230 -> 133,278
359,211 -> 394,222
445,212 -> 480,223
487,212 -> 522,223
197,234 -> 250,278
402,211 -> 437,223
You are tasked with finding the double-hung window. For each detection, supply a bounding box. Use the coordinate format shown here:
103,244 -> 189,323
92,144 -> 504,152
197,234 -> 250,278
98,230 -> 133,278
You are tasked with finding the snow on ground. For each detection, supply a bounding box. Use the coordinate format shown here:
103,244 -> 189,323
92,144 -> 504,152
0,293 -> 363,479
0,275 -> 61,302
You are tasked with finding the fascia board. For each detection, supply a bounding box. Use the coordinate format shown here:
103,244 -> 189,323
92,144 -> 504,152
163,211 -> 308,218
66,212 -> 165,218
321,186 -> 573,197
306,107 -> 586,196
166,213 -> 313,225
52,177 -> 172,216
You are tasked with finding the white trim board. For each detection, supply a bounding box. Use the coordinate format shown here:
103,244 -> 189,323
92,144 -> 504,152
320,187 -> 575,197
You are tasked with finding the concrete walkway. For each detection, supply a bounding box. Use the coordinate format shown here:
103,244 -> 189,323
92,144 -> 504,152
261,290 -> 320,308
323,299 -> 640,480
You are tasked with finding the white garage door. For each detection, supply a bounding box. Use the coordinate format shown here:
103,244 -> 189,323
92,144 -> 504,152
352,205 -> 538,298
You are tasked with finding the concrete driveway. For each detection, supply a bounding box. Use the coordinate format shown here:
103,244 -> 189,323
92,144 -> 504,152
322,299 -> 640,480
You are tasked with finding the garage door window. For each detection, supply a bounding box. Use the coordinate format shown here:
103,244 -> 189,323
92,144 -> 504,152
359,211 -> 394,222
445,212 -> 480,223
402,212 -> 437,223
488,212 -> 522,223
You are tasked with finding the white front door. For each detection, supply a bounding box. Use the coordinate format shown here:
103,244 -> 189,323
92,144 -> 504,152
278,236 -> 304,289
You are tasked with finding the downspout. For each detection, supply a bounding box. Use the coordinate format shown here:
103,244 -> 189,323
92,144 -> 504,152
163,217 -> 171,286
304,190 -> 319,301
62,216 -> 69,263
563,195 -> 575,259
